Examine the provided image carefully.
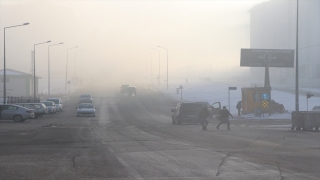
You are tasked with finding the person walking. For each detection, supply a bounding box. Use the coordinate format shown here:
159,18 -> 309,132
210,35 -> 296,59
199,106 -> 209,130
217,106 -> 233,130
236,101 -> 242,116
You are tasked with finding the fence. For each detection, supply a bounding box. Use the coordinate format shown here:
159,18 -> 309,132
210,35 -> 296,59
5,96 -> 41,104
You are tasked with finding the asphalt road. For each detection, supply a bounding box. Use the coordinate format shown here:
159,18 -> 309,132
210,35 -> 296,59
0,82 -> 319,180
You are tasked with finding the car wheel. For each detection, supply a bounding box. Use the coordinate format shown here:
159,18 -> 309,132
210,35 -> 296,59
177,120 -> 181,125
35,115 -> 38,119
13,115 -> 23,122
77,114 -> 79,117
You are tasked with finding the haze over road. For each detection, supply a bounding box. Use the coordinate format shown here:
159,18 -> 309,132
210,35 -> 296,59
0,81 -> 319,179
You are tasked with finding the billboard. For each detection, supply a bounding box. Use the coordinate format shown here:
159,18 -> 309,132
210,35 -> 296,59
240,49 -> 295,67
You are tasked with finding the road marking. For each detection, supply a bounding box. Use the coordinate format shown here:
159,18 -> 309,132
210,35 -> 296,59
115,156 -> 144,179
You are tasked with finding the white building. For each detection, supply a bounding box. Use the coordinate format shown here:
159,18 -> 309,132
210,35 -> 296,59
249,0 -> 320,87
0,69 -> 40,97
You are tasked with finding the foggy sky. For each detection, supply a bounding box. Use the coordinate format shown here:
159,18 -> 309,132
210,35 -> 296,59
0,0 -> 268,82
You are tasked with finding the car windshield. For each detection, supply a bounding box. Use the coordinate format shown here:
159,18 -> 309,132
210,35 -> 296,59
79,104 -> 94,108
80,94 -> 91,98
42,102 -> 53,106
47,99 -> 59,104
182,103 -> 203,113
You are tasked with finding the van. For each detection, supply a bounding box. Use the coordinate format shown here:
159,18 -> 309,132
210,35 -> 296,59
46,98 -> 63,111
171,102 -> 221,124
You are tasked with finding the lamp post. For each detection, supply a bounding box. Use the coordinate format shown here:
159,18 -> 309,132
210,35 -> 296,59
152,48 -> 160,86
48,42 -> 63,96
295,0 -> 299,112
3,22 -> 29,104
74,49 -> 84,78
34,40 -> 51,102
158,45 -> 168,90
65,46 -> 78,92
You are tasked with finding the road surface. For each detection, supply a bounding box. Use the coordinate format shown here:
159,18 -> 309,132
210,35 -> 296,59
0,82 -> 319,179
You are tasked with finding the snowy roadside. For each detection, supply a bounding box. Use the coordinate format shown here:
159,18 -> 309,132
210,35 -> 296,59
151,78 -> 320,120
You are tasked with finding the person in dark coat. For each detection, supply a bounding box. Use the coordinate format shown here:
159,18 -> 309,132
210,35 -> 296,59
199,106 -> 209,130
236,101 -> 242,116
217,106 -> 233,130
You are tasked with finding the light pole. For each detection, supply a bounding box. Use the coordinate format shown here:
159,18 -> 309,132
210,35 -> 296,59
65,46 -> 78,92
34,40 -> 51,102
74,49 -> 84,78
3,22 -> 29,104
48,42 -> 63,96
295,0 -> 299,112
158,46 -> 168,90
152,48 -> 160,86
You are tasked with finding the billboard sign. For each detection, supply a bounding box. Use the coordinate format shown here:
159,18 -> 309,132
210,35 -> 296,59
240,49 -> 294,67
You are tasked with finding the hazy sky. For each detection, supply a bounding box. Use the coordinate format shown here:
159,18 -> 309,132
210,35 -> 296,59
0,0 -> 268,82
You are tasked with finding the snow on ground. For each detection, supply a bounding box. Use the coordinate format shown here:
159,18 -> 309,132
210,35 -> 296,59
153,78 -> 320,120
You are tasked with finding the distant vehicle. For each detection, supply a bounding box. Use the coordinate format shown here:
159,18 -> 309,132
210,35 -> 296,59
76,103 -> 96,117
40,101 -> 57,113
126,86 -> 137,96
46,98 -> 63,111
120,84 -> 130,93
0,104 -> 35,122
15,103 -> 48,118
171,102 -> 221,125
79,94 -> 93,104
312,106 -> 320,111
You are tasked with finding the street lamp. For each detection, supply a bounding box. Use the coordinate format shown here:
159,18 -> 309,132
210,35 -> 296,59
151,48 -> 160,86
48,42 -> 63,96
295,0 -> 299,112
34,40 -> 51,102
74,49 -> 84,78
65,46 -> 78,91
158,45 -> 168,90
3,22 -> 29,104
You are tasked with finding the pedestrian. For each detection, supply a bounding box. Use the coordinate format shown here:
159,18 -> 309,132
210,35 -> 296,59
217,106 -> 233,130
236,101 -> 242,116
199,106 -> 209,130
0,105 -> 2,119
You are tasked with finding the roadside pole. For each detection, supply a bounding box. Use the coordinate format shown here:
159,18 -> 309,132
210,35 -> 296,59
228,87 -> 237,112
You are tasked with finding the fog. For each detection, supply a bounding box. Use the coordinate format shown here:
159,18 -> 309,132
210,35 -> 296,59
0,0 -> 268,88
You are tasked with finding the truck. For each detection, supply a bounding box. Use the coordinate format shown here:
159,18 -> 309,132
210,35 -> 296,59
291,111 -> 320,131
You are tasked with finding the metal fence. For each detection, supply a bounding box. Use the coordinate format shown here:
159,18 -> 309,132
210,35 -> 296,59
6,96 -> 41,104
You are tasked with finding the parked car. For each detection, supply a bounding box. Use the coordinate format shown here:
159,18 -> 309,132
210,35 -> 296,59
171,102 -> 221,124
40,101 -> 57,113
126,86 -> 137,96
312,106 -> 320,111
46,98 -> 63,111
15,103 -> 48,118
0,104 -> 35,122
76,103 -> 96,117
120,84 -> 130,93
79,94 -> 93,104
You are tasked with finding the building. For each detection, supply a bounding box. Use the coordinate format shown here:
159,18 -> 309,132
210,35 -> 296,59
0,69 -> 40,97
249,0 -> 320,87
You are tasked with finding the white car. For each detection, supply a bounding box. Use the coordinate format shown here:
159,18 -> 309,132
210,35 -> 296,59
46,98 -> 63,111
40,101 -> 56,113
76,103 -> 96,117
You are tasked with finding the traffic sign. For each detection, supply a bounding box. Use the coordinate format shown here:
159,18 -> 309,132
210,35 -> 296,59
229,87 -> 237,90
262,93 -> 270,100
261,100 -> 268,108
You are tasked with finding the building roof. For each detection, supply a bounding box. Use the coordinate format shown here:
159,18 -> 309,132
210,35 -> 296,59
0,69 -> 41,78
